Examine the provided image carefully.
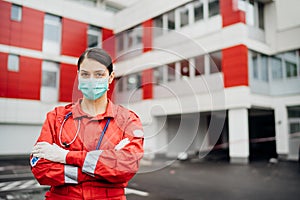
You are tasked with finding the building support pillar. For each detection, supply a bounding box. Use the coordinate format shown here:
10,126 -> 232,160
274,105 -> 289,159
228,108 -> 249,164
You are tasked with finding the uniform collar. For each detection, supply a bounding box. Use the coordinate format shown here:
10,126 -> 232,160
72,99 -> 116,120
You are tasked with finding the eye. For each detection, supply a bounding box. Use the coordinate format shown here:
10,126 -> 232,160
80,72 -> 90,78
95,72 -> 106,78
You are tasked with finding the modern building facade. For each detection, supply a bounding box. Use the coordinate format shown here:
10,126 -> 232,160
0,0 -> 299,163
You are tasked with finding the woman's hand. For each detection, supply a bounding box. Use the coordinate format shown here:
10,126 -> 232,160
32,142 -> 69,164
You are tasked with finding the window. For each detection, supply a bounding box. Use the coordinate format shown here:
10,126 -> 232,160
252,52 -> 258,79
290,122 -> 300,134
87,25 -> 101,48
288,106 -> 300,136
246,0 -> 255,26
126,25 -> 142,49
195,55 -> 205,76
43,14 -> 61,54
42,71 -> 57,88
180,7 -> 189,27
154,66 -> 165,84
261,55 -> 269,81
127,73 -> 141,91
238,0 -> 264,29
116,32 -> 125,53
11,4 -> 22,21
167,11 -> 175,31
258,2 -> 264,29
116,77 -> 124,92
288,106 -> 300,118
251,52 -> 269,82
284,50 -> 298,78
167,63 -> 176,82
208,0 -> 220,17
286,61 -> 297,78
209,51 -> 222,74
180,60 -> 190,77
41,61 -> 59,102
271,56 -> 283,80
153,15 -> 163,37
194,0 -> 204,21
44,14 -> 61,42
8,54 -> 19,72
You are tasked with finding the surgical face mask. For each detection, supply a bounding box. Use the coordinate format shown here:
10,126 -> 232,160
78,77 -> 109,100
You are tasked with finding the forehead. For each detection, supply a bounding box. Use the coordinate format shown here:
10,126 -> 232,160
80,58 -> 107,72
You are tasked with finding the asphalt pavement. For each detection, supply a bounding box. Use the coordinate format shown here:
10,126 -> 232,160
0,156 -> 299,200
127,158 -> 300,200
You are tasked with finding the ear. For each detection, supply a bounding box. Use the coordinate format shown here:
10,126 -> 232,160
108,71 -> 115,84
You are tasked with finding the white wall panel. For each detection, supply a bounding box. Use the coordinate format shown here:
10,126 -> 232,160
0,124 -> 41,155
228,108 -> 249,161
114,0 -> 192,32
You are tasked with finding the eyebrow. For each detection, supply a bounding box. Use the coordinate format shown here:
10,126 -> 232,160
80,69 -> 106,73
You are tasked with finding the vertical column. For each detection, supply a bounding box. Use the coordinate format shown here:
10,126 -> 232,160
102,28 -> 115,100
142,19 -> 153,99
142,19 -> 152,53
274,105 -> 289,158
142,69 -> 153,99
228,108 -> 249,163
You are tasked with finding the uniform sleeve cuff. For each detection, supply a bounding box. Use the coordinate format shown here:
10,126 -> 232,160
66,151 -> 86,167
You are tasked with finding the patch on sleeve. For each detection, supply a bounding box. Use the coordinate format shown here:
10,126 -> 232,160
133,130 -> 144,138
30,157 -> 40,167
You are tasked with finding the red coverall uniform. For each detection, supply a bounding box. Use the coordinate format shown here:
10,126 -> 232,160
30,99 -> 144,200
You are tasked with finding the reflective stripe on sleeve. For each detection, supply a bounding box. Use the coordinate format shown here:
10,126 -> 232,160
64,165 -> 78,184
82,150 -> 103,175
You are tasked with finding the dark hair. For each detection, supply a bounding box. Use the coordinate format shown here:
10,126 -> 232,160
77,48 -> 113,75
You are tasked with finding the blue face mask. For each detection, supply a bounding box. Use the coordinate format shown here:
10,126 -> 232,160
78,77 -> 109,100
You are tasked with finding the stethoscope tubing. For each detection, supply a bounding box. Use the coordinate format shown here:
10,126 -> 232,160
58,116 -> 81,148
58,112 -> 110,150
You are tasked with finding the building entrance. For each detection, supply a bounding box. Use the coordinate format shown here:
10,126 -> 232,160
248,109 -> 277,161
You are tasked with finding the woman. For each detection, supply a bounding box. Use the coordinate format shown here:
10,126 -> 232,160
31,48 -> 144,200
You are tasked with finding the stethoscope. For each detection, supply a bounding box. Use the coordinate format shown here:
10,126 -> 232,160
58,111 -> 110,150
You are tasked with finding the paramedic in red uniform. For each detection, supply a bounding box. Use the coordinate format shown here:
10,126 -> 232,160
30,48 -> 144,200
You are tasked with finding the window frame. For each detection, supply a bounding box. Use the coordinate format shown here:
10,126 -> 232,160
8,54 -> 20,72
11,4 -> 22,21
208,0 -> 220,18
87,25 -> 102,48
40,61 -> 60,102
209,51 -> 222,74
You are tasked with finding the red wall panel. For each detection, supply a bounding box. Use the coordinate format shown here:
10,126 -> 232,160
20,7 -> 44,50
107,79 -> 115,101
102,28 -> 115,100
141,20 -> 153,99
220,0 -> 245,27
18,57 -> 42,99
0,1 -> 12,45
59,63 -> 80,102
222,45 -> 248,87
142,69 -> 153,99
0,53 -> 9,97
102,28 -> 115,60
0,1 -> 44,50
142,19 -> 153,53
61,18 -> 87,57
0,53 -> 42,99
